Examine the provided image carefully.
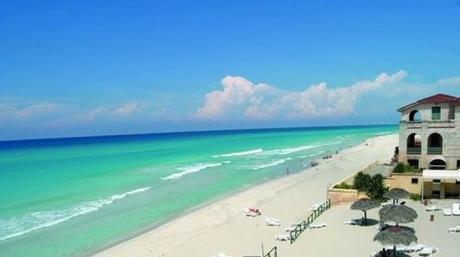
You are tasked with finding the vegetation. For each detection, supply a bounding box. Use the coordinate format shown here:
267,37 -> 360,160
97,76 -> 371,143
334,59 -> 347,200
409,193 -> 421,201
333,182 -> 354,189
353,172 -> 387,200
393,162 -> 420,173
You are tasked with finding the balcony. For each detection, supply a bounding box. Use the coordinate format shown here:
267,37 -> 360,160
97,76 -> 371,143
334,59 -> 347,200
407,147 -> 421,155
427,147 -> 443,155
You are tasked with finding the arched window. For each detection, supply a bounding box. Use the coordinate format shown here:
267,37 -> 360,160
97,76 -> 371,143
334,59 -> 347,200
429,159 -> 446,170
428,133 -> 443,155
409,110 -> 420,122
407,133 -> 421,155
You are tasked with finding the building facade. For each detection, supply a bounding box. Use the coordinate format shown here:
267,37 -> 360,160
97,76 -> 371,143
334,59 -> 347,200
398,94 -> 460,199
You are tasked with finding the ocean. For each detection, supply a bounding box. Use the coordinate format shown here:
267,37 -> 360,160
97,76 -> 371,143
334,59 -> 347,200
0,125 -> 397,257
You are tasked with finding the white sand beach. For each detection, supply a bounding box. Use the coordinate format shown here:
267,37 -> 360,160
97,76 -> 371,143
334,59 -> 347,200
93,134 -> 399,257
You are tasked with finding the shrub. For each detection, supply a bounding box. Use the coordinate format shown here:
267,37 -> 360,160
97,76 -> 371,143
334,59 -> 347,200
334,182 -> 354,189
353,172 -> 387,200
393,162 -> 419,173
409,193 -> 421,201
353,172 -> 372,191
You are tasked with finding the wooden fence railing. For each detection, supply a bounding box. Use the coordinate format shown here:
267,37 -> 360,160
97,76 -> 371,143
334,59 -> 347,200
289,199 -> 330,244
263,246 -> 278,257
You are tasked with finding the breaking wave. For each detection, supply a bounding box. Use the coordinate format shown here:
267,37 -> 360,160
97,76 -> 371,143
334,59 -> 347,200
161,162 -> 222,180
212,149 -> 263,158
251,158 -> 291,170
0,187 -> 151,242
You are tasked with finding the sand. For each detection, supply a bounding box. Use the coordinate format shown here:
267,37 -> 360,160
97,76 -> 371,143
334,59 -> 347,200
93,134 -> 399,257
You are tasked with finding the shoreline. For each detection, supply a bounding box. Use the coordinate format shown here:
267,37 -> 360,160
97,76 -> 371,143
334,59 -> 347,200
93,133 -> 398,257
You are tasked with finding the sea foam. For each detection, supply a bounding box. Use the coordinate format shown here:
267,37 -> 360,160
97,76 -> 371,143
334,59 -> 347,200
161,162 -> 222,180
0,187 -> 151,242
212,148 -> 263,158
251,158 -> 291,170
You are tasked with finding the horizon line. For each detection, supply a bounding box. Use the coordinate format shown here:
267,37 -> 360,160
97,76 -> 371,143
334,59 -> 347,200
0,123 -> 398,144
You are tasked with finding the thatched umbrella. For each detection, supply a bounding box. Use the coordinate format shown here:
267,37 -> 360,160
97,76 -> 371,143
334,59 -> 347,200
384,188 -> 410,203
350,198 -> 380,224
379,204 -> 417,226
374,226 -> 417,257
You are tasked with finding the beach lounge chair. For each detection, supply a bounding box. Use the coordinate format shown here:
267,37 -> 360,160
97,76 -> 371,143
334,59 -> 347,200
443,208 -> 452,216
274,233 -> 290,241
448,225 -> 460,233
309,223 -> 327,229
425,205 -> 441,212
285,225 -> 297,232
452,203 -> 460,216
418,247 -> 439,256
213,253 -> 233,257
344,219 -> 362,226
310,202 -> 324,211
265,217 -> 281,226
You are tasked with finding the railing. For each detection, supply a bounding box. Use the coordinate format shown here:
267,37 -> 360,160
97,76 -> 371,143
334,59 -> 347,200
406,147 -> 421,155
263,246 -> 278,257
289,199 -> 331,244
427,147 -> 442,155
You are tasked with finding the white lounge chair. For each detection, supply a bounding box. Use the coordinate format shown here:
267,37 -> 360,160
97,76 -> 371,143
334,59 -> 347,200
443,208 -> 452,216
285,225 -> 297,232
265,217 -> 281,226
452,203 -> 460,216
309,223 -> 327,229
274,234 -> 290,241
418,247 -> 439,256
213,253 -> 233,257
425,205 -> 441,212
345,219 -> 362,226
448,225 -> 460,233
310,202 -> 324,211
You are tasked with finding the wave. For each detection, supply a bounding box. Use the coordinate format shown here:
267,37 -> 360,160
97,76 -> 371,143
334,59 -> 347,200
307,150 -> 326,157
263,141 -> 341,156
251,158 -> 291,170
212,149 -> 263,158
373,131 -> 393,136
0,187 -> 151,242
161,162 -> 222,180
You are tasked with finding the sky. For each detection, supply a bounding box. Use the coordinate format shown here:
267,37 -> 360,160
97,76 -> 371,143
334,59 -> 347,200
1,0 -> 460,140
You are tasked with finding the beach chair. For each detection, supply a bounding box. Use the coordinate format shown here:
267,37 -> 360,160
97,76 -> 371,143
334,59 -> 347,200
425,205 -> 441,212
452,203 -> 460,216
408,244 -> 427,253
448,225 -> 460,233
309,223 -> 327,229
310,201 -> 324,211
443,208 -> 452,216
265,217 -> 281,226
274,233 -> 290,241
418,247 -> 439,256
344,219 -> 362,226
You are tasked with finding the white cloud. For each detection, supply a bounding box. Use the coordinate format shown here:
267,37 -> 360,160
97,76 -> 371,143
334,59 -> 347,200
113,102 -> 145,116
193,70 -> 408,120
0,103 -> 62,123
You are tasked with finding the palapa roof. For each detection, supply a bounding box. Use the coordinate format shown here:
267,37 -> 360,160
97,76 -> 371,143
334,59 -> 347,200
397,93 -> 460,112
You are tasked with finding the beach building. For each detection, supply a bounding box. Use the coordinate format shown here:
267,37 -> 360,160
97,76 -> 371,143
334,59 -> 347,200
398,93 -> 460,199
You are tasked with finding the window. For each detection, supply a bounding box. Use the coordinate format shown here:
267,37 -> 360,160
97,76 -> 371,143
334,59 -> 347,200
411,178 -> 419,184
449,105 -> 455,120
432,106 -> 441,120
433,179 -> 441,183
457,160 -> 460,169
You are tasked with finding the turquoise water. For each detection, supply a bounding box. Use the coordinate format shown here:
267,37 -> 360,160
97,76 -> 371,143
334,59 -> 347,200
0,125 -> 396,257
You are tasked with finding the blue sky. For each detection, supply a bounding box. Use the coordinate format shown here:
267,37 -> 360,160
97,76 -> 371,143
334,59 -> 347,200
1,0 -> 460,140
